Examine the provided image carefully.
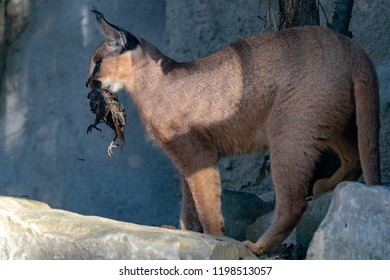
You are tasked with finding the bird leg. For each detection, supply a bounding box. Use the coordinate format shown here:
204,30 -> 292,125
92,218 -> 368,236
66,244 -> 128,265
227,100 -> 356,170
87,121 -> 103,134
107,135 -> 120,156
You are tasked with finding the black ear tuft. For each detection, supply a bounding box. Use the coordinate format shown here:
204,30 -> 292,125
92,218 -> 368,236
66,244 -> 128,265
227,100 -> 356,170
91,9 -> 104,22
123,33 -> 140,51
91,9 -> 139,51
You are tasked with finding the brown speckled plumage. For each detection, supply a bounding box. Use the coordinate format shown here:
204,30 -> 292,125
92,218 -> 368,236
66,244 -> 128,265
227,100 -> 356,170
87,87 -> 126,156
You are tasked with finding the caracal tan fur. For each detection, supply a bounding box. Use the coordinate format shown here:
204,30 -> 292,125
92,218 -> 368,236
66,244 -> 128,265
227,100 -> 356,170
86,11 -> 380,254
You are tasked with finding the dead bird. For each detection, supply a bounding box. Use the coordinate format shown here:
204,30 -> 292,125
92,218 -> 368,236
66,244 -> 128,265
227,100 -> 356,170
87,87 -> 126,156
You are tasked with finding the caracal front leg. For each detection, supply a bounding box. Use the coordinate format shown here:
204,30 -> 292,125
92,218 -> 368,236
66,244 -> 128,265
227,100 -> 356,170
183,165 -> 224,235
179,178 -> 203,232
164,135 -> 224,236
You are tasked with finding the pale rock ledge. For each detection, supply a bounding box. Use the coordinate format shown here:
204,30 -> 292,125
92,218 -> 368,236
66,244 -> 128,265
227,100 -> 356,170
0,196 -> 256,260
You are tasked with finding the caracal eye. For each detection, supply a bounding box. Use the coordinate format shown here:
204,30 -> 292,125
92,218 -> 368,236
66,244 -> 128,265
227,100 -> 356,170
93,63 -> 100,75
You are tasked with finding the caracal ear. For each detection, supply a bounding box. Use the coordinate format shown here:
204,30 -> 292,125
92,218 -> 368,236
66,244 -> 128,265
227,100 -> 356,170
91,9 -> 128,50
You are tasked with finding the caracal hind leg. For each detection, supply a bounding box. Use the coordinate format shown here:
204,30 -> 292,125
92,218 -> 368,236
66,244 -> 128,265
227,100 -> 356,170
179,179 -> 203,232
244,141 -> 319,254
313,130 -> 362,195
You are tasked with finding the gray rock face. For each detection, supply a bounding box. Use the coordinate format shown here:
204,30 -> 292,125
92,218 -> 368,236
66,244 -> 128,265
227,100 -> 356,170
0,0 -> 179,227
165,0 -> 271,62
219,154 -> 274,196
245,191 -> 333,255
0,2 -> 7,78
295,191 -> 333,257
378,60 -> 390,184
0,196 -> 256,260
330,0 -> 390,65
306,182 -> 390,260
222,189 -> 272,241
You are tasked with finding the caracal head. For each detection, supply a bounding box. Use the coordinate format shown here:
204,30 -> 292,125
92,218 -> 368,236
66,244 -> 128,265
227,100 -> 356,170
86,10 -> 140,92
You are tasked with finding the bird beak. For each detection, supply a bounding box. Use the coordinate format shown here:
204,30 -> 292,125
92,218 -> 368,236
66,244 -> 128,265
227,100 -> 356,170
85,77 -> 102,89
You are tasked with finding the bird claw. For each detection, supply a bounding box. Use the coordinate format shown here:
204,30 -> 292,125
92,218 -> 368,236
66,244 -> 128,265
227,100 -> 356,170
87,124 -> 102,134
107,141 -> 120,156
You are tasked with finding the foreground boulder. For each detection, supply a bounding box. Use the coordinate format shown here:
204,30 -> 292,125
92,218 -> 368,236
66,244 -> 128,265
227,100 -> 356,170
0,196 -> 256,260
306,182 -> 390,259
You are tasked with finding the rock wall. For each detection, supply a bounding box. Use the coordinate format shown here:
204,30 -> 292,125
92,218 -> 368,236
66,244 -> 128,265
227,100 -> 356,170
323,0 -> 390,65
165,0 -> 274,62
0,2 -> 6,80
166,0 -> 390,64
0,0 -> 180,227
